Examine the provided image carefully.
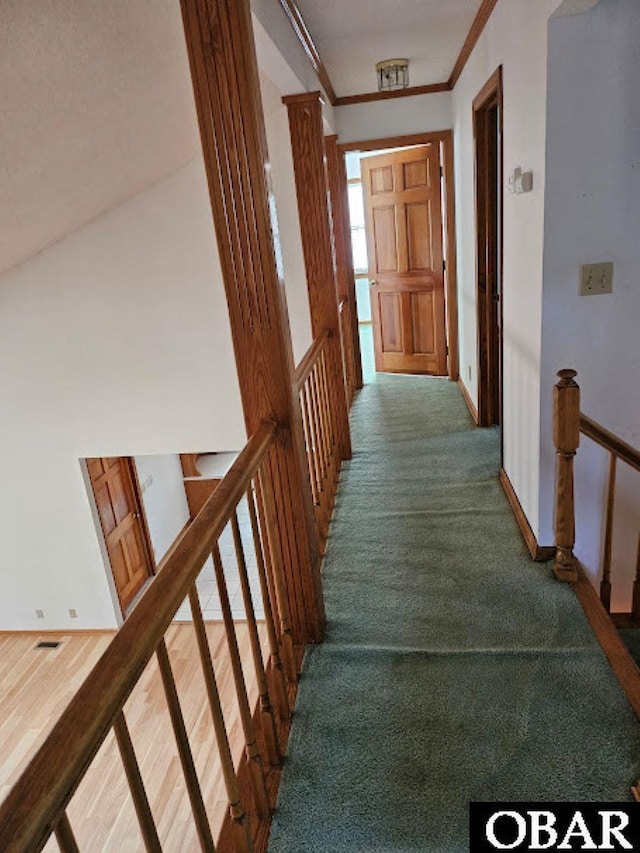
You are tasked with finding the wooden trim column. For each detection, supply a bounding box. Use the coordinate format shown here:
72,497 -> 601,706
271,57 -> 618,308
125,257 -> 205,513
180,0 -> 324,643
283,93 -> 352,460
325,134 -> 363,398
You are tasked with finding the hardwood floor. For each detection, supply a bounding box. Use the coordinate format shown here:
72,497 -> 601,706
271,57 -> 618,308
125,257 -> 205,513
0,623 -> 269,851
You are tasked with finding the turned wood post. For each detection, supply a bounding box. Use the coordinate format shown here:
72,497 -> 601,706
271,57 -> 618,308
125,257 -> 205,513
553,369 -> 580,583
283,93 -> 352,461
180,0 -> 325,643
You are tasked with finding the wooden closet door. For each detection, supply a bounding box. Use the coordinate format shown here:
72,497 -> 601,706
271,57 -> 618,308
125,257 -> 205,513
87,457 -> 153,611
362,144 -> 447,375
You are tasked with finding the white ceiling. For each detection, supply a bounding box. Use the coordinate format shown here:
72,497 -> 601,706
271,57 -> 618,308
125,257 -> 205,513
0,0 -> 200,276
295,0 -> 484,98
0,0 -> 484,277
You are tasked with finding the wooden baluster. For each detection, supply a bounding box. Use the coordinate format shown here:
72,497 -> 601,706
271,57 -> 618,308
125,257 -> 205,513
230,509 -> 283,767
187,585 -> 253,853
113,710 -> 162,852
304,382 -> 322,507
311,363 -> 330,480
246,485 -> 291,720
54,812 -> 79,853
212,544 -> 271,819
299,387 -> 318,507
155,639 -> 215,851
553,368 -> 580,583
600,454 -> 618,611
318,348 -> 339,503
632,534 -> 640,625
304,379 -> 324,506
257,466 -> 298,683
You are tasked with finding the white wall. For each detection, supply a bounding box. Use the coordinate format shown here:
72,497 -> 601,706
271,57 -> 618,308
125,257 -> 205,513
134,454 -> 191,565
452,0 -> 560,535
260,73 -> 313,365
539,0 -> 640,605
336,92 -> 452,145
0,160 -> 246,630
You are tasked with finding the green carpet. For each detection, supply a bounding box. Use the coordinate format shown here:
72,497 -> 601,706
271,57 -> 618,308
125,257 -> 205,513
269,328 -> 640,852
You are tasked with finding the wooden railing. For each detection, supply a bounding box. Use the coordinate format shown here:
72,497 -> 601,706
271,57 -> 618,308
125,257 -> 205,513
295,332 -> 341,550
552,369 -> 640,610
0,421 -> 298,852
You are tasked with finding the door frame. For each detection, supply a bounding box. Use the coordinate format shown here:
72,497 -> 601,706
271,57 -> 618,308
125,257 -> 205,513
473,67 -> 504,429
338,130 -> 459,382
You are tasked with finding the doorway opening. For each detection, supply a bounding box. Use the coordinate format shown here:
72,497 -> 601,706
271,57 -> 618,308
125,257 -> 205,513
473,67 -> 504,431
339,132 -> 458,384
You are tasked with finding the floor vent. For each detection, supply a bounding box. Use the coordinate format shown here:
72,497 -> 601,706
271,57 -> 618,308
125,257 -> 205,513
35,640 -> 62,650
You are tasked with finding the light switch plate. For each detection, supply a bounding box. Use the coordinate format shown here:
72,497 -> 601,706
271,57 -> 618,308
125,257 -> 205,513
579,262 -> 613,296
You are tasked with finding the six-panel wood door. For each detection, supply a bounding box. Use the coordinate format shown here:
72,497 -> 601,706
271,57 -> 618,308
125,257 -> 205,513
362,145 -> 447,375
87,457 -> 153,612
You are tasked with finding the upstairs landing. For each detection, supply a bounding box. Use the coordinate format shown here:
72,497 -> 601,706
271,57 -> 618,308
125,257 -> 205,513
269,330 -> 640,851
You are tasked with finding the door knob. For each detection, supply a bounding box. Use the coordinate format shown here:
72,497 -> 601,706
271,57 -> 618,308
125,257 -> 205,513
370,279 -> 377,287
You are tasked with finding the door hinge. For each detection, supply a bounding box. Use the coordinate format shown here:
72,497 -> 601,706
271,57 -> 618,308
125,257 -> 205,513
440,165 -> 444,179
443,260 -> 447,272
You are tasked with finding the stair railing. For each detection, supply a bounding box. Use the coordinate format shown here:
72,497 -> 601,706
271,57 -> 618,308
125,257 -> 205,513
295,331 -> 341,550
0,420 -> 297,853
553,370 -> 640,610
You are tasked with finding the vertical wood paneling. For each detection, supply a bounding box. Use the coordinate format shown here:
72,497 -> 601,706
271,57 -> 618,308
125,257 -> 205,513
283,92 -> 352,462
179,0 -> 325,644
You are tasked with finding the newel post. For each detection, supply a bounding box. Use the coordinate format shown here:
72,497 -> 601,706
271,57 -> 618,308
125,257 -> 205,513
283,93 -> 352,462
179,0 -> 325,644
553,369 -> 580,583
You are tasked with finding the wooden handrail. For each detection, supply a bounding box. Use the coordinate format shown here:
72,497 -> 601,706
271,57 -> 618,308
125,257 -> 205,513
294,330 -> 330,388
580,413 -> 640,473
0,420 -> 277,853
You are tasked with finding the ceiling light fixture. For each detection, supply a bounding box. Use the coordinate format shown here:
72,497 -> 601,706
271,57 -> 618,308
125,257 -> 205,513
376,59 -> 409,92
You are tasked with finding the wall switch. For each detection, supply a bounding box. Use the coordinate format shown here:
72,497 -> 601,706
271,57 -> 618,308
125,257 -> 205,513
69,608 -> 78,619
579,262 -> 613,296
36,609 -> 44,619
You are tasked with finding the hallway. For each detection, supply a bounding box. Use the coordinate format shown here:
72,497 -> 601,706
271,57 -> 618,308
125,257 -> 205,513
269,331 -> 640,851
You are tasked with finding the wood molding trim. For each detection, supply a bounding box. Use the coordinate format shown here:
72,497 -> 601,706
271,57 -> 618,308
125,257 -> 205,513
499,468 -> 555,562
441,131 -> 459,382
457,377 -> 478,425
474,65 -> 504,430
339,130 -> 453,153
574,564 -> 640,720
180,0 -> 324,644
335,81 -> 450,107
449,0 -> 500,88
278,0 -> 498,110
325,134 -> 363,394
283,93 -> 352,461
277,0 -> 337,105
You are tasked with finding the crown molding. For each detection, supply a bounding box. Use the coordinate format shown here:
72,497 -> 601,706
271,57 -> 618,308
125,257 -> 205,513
334,81 -> 451,107
278,0 -> 500,108
448,0 -> 500,88
277,0 -> 337,105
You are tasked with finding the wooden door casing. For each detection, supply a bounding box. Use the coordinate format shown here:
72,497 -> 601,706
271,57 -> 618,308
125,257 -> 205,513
473,66 -> 504,429
87,457 -> 154,612
362,144 -> 447,376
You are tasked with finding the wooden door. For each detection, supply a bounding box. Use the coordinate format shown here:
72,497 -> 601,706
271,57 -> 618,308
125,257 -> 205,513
87,457 -> 153,612
362,145 -> 447,375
